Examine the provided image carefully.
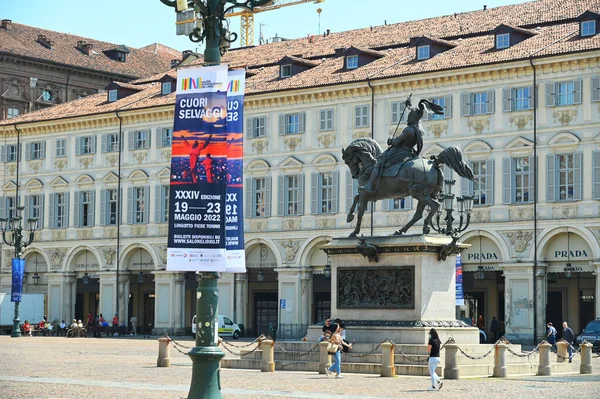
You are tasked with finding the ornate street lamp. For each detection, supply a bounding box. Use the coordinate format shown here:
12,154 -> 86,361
159,2 -> 283,397
429,180 -> 474,260
82,251 -> 90,285
323,255 -> 331,278
32,253 -> 41,287
1,206 -> 37,338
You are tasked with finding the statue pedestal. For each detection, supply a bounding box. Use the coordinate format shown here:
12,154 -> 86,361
309,235 -> 478,344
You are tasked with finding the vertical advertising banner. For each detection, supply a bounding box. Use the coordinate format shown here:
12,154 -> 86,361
455,254 -> 464,307
11,258 -> 25,302
225,70 -> 246,273
167,65 -> 229,272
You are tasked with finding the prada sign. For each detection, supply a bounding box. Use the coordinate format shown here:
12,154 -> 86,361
554,250 -> 588,258
466,253 -> 500,261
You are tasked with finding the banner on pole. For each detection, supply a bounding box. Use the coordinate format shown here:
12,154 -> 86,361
455,254 -> 464,306
11,258 -> 25,302
225,69 -> 246,273
167,65 -> 229,272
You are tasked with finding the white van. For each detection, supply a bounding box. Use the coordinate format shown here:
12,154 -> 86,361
191,315 -> 241,339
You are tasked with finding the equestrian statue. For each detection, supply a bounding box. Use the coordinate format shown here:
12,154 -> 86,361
342,97 -> 474,238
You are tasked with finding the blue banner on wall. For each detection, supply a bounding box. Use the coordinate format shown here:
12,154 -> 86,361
224,69 -> 246,273
456,254 -> 464,306
11,258 -> 25,302
167,65 -> 229,272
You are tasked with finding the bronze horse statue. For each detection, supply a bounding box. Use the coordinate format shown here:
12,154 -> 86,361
342,138 -> 474,237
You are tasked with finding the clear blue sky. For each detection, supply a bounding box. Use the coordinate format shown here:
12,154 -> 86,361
2,0 -> 527,52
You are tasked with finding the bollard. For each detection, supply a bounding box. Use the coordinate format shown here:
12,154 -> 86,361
556,340 -> 568,364
319,341 -> 332,374
380,342 -> 395,377
157,337 -> 171,367
443,342 -> 459,380
537,341 -> 552,376
580,342 -> 593,374
261,339 -> 275,372
493,343 -> 508,377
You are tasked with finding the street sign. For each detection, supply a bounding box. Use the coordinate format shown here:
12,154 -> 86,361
280,299 -> 286,309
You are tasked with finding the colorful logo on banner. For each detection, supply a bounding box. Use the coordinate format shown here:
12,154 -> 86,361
225,69 -> 246,273
11,258 -> 25,302
167,65 -> 229,272
456,254 -> 464,306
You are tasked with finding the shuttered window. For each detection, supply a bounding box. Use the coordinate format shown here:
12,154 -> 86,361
461,90 -> 495,116
545,80 -> 582,107
76,136 -> 96,155
246,117 -> 266,138
278,113 -> 305,135
319,109 -> 334,131
245,177 -> 271,218
464,160 -> 494,206
354,105 -> 370,127
155,185 -> 170,223
25,141 -> 46,160
311,172 -> 339,215
25,194 -> 44,230
75,191 -> 95,227
100,188 -> 120,225
277,175 -> 304,216
546,153 -> 582,202
49,192 -> 69,228
503,156 -> 535,204
128,186 -> 150,224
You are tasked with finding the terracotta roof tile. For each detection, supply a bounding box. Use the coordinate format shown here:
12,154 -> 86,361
2,0 -> 600,126
0,21 -> 178,78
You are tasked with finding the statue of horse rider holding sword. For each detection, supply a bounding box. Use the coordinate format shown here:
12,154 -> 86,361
360,95 -> 444,194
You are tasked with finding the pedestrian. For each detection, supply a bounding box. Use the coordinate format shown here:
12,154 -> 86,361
59,320 -> 67,336
86,312 -> 94,328
562,321 -> 575,363
318,319 -> 337,342
335,318 -> 351,353
490,317 -> 499,342
547,322 -> 557,352
427,328 -> 443,391
112,314 -> 120,336
477,315 -> 484,330
499,320 -> 506,338
325,324 -> 352,379
130,314 -> 138,336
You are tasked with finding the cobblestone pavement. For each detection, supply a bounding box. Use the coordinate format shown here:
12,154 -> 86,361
1,336 -> 599,399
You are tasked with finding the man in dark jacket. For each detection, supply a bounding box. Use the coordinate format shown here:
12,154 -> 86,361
490,317 -> 499,342
562,321 -> 575,363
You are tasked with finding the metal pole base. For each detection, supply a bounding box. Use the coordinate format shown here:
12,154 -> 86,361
187,346 -> 225,399
11,301 -> 21,338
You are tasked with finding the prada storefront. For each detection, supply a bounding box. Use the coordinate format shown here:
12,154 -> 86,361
541,231 -> 596,339
460,234 -> 505,341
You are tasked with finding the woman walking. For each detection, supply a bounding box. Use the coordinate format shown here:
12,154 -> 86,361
325,324 -> 352,378
428,328 -> 443,390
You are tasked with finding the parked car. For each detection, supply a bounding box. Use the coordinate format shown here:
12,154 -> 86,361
191,315 -> 241,339
575,319 -> 600,351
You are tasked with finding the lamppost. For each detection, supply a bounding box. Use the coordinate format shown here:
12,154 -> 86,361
1,206 -> 37,337
160,1 -> 272,398
429,179 -> 474,260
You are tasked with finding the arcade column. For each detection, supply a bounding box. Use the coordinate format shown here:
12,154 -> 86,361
98,272 -> 117,320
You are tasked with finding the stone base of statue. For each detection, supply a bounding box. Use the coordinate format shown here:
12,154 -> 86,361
308,235 -> 479,344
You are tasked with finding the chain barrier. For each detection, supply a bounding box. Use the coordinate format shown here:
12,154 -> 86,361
344,339 -> 390,359
273,341 -> 319,358
220,334 -> 265,349
162,333 -> 193,356
453,338 -> 498,361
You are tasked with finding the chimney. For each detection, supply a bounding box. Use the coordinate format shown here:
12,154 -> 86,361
326,29 -> 330,36
37,34 -> 54,49
82,43 -> 93,55
483,5 -> 487,10
1,19 -> 11,29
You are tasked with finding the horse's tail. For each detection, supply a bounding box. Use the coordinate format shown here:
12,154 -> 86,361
434,147 -> 475,181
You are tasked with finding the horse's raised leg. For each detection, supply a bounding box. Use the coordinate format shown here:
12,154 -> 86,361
349,194 -> 368,237
393,199 -> 425,235
347,194 -> 359,223
422,194 -> 440,235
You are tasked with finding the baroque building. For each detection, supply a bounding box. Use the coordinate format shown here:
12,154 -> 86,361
0,0 -> 600,342
0,18 -> 179,121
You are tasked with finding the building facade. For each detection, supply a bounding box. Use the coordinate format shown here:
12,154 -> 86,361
0,18 -> 178,122
1,0 -> 599,342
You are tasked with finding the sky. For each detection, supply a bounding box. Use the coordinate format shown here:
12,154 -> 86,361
1,0 -> 529,52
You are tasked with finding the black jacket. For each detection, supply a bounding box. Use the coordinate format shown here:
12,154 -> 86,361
563,327 -> 575,344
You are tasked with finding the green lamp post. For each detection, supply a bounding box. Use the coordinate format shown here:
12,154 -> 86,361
1,207 -> 37,338
159,1 -> 271,398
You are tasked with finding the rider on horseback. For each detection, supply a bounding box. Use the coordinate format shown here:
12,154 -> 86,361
360,98 -> 443,194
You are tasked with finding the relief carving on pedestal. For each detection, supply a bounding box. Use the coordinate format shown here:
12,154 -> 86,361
552,205 -> 578,219
503,230 -> 533,253
47,248 -> 67,271
278,240 -> 300,262
338,267 -> 414,309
